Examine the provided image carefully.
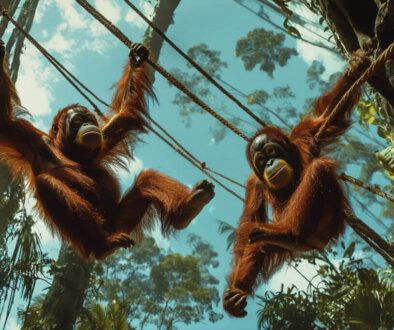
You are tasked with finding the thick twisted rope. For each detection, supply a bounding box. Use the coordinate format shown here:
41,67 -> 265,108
148,116 -> 246,189
340,173 -> 394,203
313,41 -> 394,204
2,2 -> 391,265
0,7 -> 106,119
345,211 -> 394,267
315,42 -> 394,141
148,125 -> 245,201
75,0 -> 249,141
123,0 -> 267,128
1,6 -> 245,201
75,0 -> 394,203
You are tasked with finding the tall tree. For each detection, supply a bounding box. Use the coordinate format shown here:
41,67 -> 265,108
315,0 -> 394,178
3,0 -> 40,81
0,0 -> 21,37
20,236 -> 223,329
256,243 -> 393,329
39,1 -> 182,329
77,236 -> 222,330
0,1 -> 43,328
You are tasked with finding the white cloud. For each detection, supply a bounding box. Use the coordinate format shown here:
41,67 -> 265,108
129,157 -> 144,173
125,1 -> 154,29
267,259 -> 319,293
2,317 -> 19,330
95,0 -> 121,24
34,0 -> 52,24
125,10 -> 145,29
291,4 -> 344,77
44,30 -> 75,56
43,3 -> 113,57
55,0 -> 87,29
32,118 -> 50,133
32,217 -> 59,246
88,20 -> 108,37
15,44 -> 54,116
116,157 -> 145,194
296,40 -> 344,78
150,223 -> 170,251
141,1 -> 154,17
23,189 -> 58,246
116,157 -> 144,181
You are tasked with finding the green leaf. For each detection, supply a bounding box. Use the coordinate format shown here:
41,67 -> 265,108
343,242 -> 355,259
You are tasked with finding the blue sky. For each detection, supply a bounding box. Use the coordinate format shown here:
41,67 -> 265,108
1,0 -> 390,329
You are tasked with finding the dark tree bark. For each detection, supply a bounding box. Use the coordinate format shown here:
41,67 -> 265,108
0,0 -> 40,241
0,0 -> 40,250
317,0 -> 394,125
0,162 -> 20,242
143,0 -> 182,82
41,245 -> 93,330
40,1 -> 182,328
5,0 -> 40,82
0,0 -> 32,243
0,7 -> 41,329
0,0 -> 21,37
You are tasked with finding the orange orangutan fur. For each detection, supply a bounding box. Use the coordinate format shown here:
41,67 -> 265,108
224,52 -> 368,317
0,46 -> 204,259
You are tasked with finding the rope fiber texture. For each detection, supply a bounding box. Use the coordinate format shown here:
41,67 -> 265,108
346,210 -> 394,267
3,5 -> 246,202
75,0 -> 394,204
123,0 -> 267,128
315,41 -> 394,141
0,7 -> 106,119
75,0 -> 250,141
0,3 -> 391,266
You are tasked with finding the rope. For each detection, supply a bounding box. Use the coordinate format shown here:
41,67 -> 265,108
123,0 -> 267,128
75,1 -> 393,265
315,42 -> 394,141
149,125 -> 245,201
345,211 -> 394,267
148,116 -> 246,189
3,2 -> 391,264
75,0 -> 394,204
0,6 -> 245,201
0,7 -> 105,119
311,40 -> 394,203
340,173 -> 394,203
75,0 -> 250,141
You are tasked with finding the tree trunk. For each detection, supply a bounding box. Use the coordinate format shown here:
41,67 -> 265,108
41,244 -> 93,330
0,0 -> 39,242
143,0 -> 182,82
0,0 -> 21,37
0,163 -> 20,242
0,3 -> 40,324
317,0 -> 394,118
40,1 -> 182,328
5,0 -> 40,82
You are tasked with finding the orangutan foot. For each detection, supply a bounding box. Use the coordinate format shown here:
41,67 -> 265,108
174,180 -> 215,229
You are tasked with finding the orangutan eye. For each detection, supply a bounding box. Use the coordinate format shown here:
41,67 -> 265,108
86,116 -> 96,124
265,146 -> 276,157
73,115 -> 83,124
254,153 -> 265,168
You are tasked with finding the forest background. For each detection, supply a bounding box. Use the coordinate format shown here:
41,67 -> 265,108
0,0 -> 393,329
